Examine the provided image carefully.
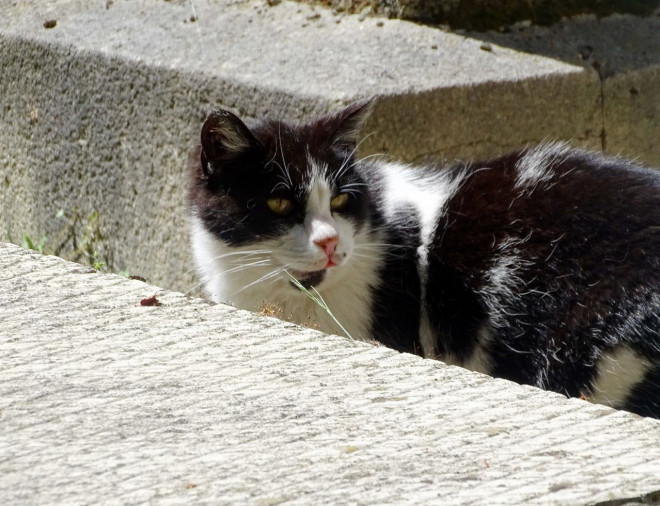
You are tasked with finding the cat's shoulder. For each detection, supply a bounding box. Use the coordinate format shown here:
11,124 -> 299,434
451,142 -> 660,202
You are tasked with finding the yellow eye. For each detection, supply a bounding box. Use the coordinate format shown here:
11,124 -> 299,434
330,193 -> 349,211
266,197 -> 294,215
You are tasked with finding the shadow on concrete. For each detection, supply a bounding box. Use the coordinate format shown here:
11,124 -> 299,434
464,12 -> 660,79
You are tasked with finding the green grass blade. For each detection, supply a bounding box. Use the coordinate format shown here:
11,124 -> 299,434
285,271 -> 354,340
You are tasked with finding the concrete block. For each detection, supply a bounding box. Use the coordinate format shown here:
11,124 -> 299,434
0,0 -> 601,292
2,241 -> 660,504
364,70 -> 600,163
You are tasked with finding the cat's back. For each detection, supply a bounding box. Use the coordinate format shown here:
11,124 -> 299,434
422,143 -> 660,416
432,143 -> 660,278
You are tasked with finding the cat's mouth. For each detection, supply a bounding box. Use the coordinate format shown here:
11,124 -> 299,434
290,269 -> 327,289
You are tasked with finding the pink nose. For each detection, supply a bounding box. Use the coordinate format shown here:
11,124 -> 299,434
315,235 -> 339,257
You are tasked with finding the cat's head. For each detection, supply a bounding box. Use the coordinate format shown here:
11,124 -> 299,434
189,99 -> 375,292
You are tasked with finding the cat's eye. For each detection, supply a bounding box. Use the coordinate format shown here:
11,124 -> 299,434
266,197 -> 294,216
330,193 -> 349,211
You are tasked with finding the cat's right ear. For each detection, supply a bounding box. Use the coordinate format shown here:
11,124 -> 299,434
200,110 -> 260,177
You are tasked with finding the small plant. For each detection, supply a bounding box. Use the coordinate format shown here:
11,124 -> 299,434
286,271 -> 354,340
17,208 -> 112,272
52,209 -> 106,268
91,251 -> 105,271
22,234 -> 48,254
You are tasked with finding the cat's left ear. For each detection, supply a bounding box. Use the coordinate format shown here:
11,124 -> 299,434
330,97 -> 375,153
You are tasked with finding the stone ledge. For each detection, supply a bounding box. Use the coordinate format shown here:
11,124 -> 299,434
2,241 -> 660,504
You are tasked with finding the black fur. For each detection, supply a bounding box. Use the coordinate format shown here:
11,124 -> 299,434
369,205 -> 424,356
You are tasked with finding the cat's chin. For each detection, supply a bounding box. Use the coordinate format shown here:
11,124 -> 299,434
289,269 -> 327,289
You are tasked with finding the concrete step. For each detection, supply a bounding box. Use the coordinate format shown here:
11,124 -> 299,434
2,241 -> 660,504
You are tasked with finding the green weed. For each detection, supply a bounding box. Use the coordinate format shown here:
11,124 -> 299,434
286,271 -> 354,340
18,208 -> 112,273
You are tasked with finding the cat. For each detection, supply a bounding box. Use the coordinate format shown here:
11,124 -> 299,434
188,99 -> 660,419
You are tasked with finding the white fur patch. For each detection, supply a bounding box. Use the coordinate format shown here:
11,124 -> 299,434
586,346 -> 652,408
478,234 -> 534,329
375,162 -> 466,358
514,142 -> 570,194
189,213 -> 278,307
377,162 -> 454,243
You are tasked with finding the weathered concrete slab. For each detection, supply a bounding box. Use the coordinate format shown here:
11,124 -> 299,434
0,0 -> 600,292
1,241 -> 660,504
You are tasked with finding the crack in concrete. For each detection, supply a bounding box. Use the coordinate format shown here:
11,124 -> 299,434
591,61 -> 608,153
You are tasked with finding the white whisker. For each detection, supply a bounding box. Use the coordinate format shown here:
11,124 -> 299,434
211,249 -> 272,261
357,152 -> 391,165
277,122 -> 294,190
231,266 -> 288,296
344,152 -> 390,173
351,251 -> 406,261
354,243 -> 407,250
335,132 -> 376,180
222,259 -> 273,275
182,283 -> 203,297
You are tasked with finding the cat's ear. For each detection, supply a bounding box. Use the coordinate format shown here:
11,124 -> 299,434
331,98 -> 375,153
200,109 -> 261,177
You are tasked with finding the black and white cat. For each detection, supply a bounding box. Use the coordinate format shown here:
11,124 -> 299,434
189,99 -> 660,418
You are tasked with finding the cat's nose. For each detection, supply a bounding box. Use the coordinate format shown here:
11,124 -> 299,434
315,235 -> 339,257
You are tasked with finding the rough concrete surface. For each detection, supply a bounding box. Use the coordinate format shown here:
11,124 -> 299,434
0,0 -> 601,292
2,241 -> 660,505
